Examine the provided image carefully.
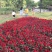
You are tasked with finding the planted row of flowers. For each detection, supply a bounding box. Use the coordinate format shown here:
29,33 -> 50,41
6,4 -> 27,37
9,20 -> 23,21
0,17 -> 52,52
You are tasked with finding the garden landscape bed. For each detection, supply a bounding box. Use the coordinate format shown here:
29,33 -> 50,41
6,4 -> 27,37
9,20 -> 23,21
0,17 -> 52,52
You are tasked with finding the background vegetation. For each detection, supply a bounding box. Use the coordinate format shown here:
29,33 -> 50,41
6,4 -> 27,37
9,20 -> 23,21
0,0 -> 52,14
0,0 -> 52,24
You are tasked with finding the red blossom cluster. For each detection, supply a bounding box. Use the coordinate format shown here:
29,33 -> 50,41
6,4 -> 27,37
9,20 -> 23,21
0,17 -> 52,52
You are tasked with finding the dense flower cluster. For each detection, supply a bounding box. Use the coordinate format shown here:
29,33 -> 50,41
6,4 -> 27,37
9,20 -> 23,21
0,17 -> 52,52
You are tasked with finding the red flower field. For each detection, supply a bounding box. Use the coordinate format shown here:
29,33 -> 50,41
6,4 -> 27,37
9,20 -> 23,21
0,17 -> 52,52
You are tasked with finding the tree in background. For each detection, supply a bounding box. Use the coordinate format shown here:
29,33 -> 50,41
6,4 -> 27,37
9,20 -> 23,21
12,0 -> 23,9
23,0 -> 27,8
0,0 -> 23,10
0,0 -> 36,10
0,0 -> 6,7
0,0 -> 2,8
38,0 -> 52,9
25,0 -> 36,9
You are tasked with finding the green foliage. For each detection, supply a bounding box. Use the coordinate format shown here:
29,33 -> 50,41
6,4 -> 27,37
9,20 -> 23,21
0,7 -> 12,14
0,0 -> 36,14
0,0 -> 36,9
11,0 -> 23,9
38,0 -> 52,8
25,0 -> 36,8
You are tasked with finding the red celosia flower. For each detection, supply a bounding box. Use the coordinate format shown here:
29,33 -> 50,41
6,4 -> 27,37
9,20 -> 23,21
0,17 -> 52,52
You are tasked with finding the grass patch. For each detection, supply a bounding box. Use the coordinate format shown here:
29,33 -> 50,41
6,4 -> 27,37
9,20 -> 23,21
34,12 -> 52,19
0,12 -> 52,24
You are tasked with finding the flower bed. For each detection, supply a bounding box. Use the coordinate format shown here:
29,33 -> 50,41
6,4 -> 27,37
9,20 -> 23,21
0,17 -> 52,52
